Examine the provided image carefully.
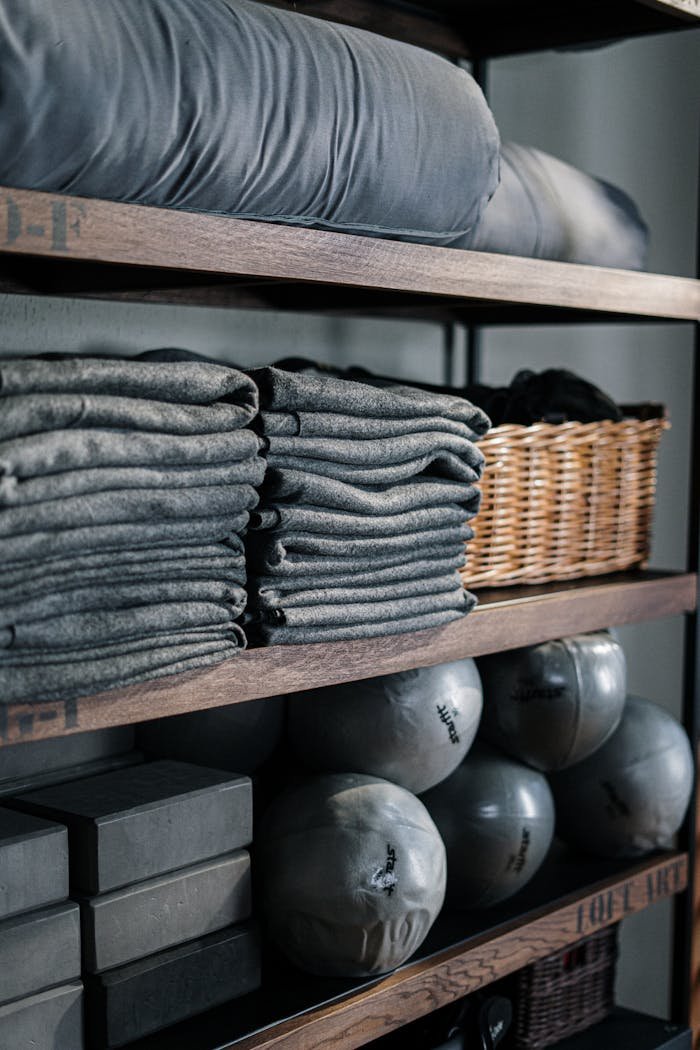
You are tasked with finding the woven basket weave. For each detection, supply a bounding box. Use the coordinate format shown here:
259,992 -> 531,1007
512,925 -> 618,1049
462,404 -> 669,589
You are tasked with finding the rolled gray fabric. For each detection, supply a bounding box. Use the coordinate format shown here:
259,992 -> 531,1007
252,604 -> 473,646
251,368 -> 490,432
267,452 -> 479,487
264,431 -> 484,480
263,468 -> 475,515
0,579 -> 246,625
250,500 -> 478,538
0,457 -> 266,507
0,485 -> 258,538
0,357 -> 258,409
1,513 -> 250,567
0,429 -> 261,478
254,552 -> 466,594
0,392 -> 257,442
252,586 -> 467,629
257,409 -> 473,440
252,571 -> 463,611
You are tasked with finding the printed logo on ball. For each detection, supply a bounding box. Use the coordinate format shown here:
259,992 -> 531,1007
436,703 -> 460,744
371,844 -> 398,896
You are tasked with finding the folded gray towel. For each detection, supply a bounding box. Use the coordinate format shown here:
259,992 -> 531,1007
267,451 -> 479,486
257,409 -> 474,440
0,357 -> 258,409
0,392 -> 257,442
250,367 -> 490,433
1,625 -> 243,665
252,585 -> 468,629
252,571 -> 463,611
0,457 -> 266,507
0,429 -> 261,479
0,485 -> 258,538
250,500 -> 478,537
263,468 -> 475,515
253,552 -> 466,594
264,431 -> 484,481
251,604 -> 473,646
1,513 -> 250,567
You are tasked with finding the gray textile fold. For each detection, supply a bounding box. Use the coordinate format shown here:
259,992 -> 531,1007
0,579 -> 246,627
0,429 -> 261,478
1,513 -> 250,567
253,571 -> 463,610
263,468 -> 475,515
264,431 -> 484,480
252,605 -> 473,646
257,410 -> 473,440
250,500 -> 478,537
0,626 -> 244,665
0,485 -> 258,538
0,457 -> 266,507
0,357 -> 258,409
253,585 -> 468,628
253,551 -> 466,594
267,452 -> 479,486
250,367 -> 490,433
0,392 -> 257,442
0,642 -> 238,705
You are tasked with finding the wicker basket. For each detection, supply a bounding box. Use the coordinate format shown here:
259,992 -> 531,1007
462,404 -> 669,589
512,925 -> 618,1049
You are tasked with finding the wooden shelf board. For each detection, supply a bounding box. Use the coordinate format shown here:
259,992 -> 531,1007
127,849 -> 688,1049
1,187 -> 698,322
1,570 -> 694,747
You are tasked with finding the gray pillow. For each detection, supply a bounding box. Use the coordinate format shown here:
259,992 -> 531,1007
0,0 -> 499,246
455,141 -> 649,268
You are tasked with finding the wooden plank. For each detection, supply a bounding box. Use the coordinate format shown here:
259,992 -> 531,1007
0,571 -> 694,747
1,187 -> 698,321
225,853 -> 688,1050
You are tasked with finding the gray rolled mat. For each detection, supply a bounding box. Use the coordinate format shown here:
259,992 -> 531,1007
0,513 -> 250,569
0,428 -> 261,478
0,457 -> 266,507
0,641 -> 239,704
268,451 -> 480,486
0,357 -> 258,408
0,484 -> 258,538
247,522 -> 474,568
254,551 -> 466,594
263,431 -> 484,479
251,500 -> 478,537
251,603 -> 473,646
251,368 -> 490,432
252,571 -> 463,610
0,392 -> 258,442
258,409 -> 475,440
1,627 -> 244,666
0,556 -> 247,605
252,585 -> 468,628
263,468 -> 476,515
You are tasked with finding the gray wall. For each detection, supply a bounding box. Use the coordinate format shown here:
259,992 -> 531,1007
0,17 -> 698,1022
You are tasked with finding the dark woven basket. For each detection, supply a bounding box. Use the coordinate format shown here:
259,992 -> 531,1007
512,925 -> 618,1050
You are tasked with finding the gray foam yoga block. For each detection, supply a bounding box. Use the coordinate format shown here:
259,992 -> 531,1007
0,982 -> 84,1050
81,850 -> 251,972
87,922 -> 261,1048
0,727 -> 134,786
10,760 -> 252,893
0,807 -> 68,919
0,750 -> 143,801
0,901 -> 81,1006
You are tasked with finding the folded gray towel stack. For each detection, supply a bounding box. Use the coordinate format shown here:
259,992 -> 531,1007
245,365 -> 490,645
0,356 -> 264,704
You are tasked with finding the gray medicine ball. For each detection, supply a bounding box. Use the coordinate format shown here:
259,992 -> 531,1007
287,659 -> 483,794
477,632 -> 626,771
550,695 -> 693,858
422,743 -> 555,908
258,773 -> 446,977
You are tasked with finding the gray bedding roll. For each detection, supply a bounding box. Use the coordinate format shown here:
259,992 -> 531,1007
0,0 -> 499,245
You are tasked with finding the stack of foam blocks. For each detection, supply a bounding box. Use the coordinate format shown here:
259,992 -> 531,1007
8,759 -> 260,1047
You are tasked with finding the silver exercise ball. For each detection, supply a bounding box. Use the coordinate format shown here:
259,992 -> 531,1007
422,743 -> 555,908
550,694 -> 694,858
287,659 -> 483,794
258,772 -> 447,976
477,632 -> 626,771
135,696 -> 285,774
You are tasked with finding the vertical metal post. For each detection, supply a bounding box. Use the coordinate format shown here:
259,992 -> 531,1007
442,323 -> 456,386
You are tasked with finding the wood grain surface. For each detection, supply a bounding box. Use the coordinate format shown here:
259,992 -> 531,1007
0,571 -> 694,747
1,187 -> 698,321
